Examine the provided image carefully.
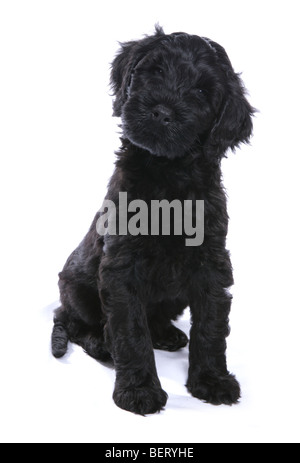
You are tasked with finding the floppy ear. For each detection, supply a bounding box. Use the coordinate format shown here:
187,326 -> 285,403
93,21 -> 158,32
205,41 -> 255,158
110,40 -> 140,117
111,26 -> 165,117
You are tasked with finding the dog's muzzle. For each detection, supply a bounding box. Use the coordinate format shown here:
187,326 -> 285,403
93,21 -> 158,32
151,105 -> 174,126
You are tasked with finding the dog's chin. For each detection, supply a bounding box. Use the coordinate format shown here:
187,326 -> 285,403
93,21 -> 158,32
128,137 -> 187,159
122,123 -> 194,160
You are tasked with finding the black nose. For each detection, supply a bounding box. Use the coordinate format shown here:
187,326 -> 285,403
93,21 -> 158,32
151,105 -> 174,125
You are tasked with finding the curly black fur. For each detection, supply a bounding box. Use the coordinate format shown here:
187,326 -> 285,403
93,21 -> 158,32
52,26 -> 254,415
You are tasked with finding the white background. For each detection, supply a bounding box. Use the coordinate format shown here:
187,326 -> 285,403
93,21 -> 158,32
1,0 -> 300,443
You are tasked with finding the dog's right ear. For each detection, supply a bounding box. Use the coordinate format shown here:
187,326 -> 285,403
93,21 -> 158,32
111,26 -> 165,116
110,40 -> 140,117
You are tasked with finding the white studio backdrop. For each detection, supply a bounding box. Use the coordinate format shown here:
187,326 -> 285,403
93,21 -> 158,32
0,0 -> 300,443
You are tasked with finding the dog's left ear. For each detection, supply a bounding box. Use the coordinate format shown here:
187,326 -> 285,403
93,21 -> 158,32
205,41 -> 255,158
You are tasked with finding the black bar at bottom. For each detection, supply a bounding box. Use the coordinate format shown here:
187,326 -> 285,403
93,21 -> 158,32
101,444 -> 204,460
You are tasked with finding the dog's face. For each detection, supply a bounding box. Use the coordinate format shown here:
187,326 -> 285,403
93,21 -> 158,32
111,27 -> 254,159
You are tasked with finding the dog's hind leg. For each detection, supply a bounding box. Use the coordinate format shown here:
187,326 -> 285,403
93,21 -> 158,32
69,318 -> 112,362
52,307 -> 69,358
52,267 -> 112,362
150,323 -> 188,352
52,304 -> 112,362
147,301 -> 189,352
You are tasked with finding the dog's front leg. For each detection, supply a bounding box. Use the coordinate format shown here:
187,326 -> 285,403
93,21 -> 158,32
187,280 -> 241,405
100,264 -> 168,415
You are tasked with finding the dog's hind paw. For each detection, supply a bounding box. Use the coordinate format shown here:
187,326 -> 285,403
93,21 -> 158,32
152,325 -> 189,352
187,373 -> 241,405
113,385 -> 168,415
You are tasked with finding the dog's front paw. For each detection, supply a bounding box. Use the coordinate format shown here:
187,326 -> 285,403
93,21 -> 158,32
187,373 -> 241,405
113,384 -> 168,415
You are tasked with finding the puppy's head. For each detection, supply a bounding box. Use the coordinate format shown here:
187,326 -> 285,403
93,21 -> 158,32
111,26 -> 254,160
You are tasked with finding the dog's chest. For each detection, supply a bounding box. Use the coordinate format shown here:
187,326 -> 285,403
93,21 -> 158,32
133,237 -> 202,301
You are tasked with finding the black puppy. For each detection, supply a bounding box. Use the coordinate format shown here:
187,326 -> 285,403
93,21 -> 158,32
52,26 -> 254,415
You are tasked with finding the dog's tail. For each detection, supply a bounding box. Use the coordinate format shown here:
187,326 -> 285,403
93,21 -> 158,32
51,307 -> 69,358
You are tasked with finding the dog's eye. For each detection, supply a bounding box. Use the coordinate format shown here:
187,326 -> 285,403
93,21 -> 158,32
197,88 -> 208,97
152,66 -> 163,75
